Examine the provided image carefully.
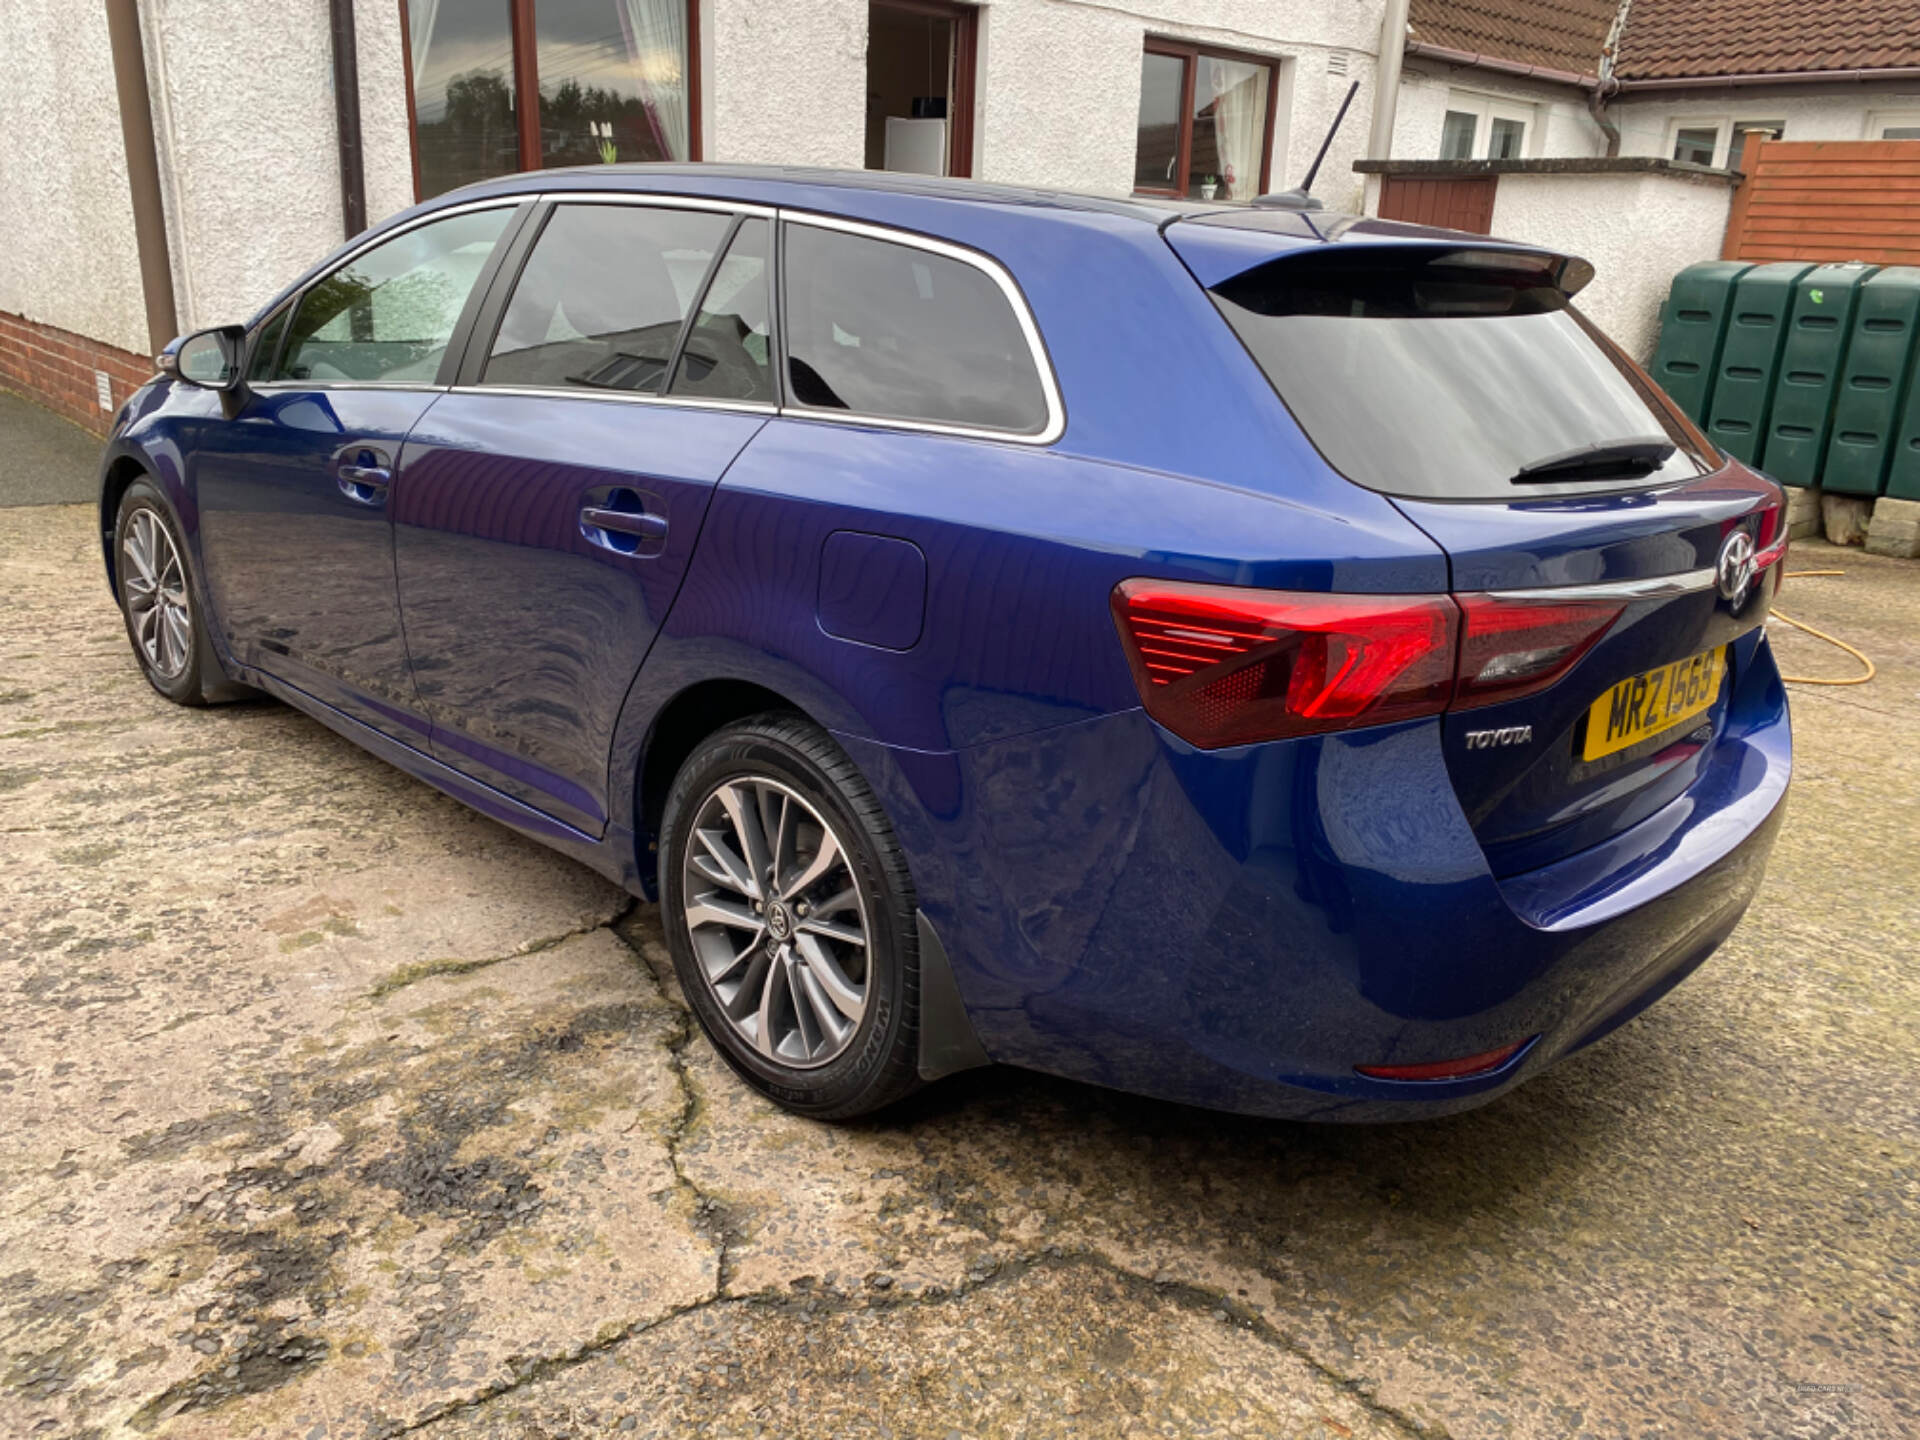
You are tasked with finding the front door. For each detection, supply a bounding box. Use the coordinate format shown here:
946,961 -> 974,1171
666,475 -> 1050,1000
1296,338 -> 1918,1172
394,201 -> 775,835
193,204 -> 521,742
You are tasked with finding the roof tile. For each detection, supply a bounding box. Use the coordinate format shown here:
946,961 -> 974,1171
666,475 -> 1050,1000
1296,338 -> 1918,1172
1409,1 -> 1920,83
1614,0 -> 1920,79
1408,0 -> 1618,77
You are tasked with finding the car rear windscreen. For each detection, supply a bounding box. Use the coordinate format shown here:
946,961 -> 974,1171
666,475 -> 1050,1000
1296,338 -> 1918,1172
1210,247 -> 1715,500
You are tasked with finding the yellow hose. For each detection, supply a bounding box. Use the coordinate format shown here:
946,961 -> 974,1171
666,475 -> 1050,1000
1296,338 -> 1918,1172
1772,571 -> 1876,686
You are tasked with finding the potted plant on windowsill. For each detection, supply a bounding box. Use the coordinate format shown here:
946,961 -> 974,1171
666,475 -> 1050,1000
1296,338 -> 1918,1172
1199,173 -> 1219,200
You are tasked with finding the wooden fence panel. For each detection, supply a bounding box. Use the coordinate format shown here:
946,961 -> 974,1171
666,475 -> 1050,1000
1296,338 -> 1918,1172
1724,139 -> 1920,265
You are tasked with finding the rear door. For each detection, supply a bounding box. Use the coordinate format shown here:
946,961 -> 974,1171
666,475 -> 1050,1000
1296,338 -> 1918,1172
1171,224 -> 1786,874
392,198 -> 774,836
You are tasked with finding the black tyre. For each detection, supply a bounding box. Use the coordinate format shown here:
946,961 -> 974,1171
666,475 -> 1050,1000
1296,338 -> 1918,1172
113,480 -> 251,706
659,713 -> 921,1120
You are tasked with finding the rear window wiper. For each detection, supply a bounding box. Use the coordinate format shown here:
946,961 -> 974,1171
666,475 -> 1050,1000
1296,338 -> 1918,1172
1511,437 -> 1676,485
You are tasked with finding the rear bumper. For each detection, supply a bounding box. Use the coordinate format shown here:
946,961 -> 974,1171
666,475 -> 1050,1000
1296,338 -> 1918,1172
843,632 -> 1790,1121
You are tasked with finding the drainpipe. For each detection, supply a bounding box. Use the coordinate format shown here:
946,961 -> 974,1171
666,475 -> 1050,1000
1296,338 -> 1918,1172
1588,0 -> 1632,158
1368,0 -> 1411,160
104,0 -> 179,353
329,0 -> 367,238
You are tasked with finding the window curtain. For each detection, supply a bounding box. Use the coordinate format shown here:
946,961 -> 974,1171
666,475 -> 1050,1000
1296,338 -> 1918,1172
1212,60 -> 1267,200
408,0 -> 442,91
617,0 -> 691,162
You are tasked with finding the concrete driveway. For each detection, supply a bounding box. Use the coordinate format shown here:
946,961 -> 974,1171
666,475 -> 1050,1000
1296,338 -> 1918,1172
1,482 -> 1915,1438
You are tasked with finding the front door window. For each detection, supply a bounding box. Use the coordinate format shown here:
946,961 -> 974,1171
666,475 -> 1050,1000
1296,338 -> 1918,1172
276,208 -> 514,385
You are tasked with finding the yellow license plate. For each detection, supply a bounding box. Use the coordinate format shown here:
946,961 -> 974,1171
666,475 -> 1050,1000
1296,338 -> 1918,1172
1582,645 -> 1728,762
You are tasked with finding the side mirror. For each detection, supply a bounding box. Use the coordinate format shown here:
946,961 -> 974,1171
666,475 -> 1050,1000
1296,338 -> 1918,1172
158,326 -> 246,391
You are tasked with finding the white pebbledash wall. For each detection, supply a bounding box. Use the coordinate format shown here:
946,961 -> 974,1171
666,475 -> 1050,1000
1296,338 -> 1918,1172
1389,61 -> 1920,170
705,0 -> 1381,208
3,0 -> 1395,354
1488,171 -> 1734,361
0,0 -> 152,354
1,0 -> 413,351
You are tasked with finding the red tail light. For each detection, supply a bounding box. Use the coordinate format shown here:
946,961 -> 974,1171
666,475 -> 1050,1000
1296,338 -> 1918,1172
1110,580 -> 1457,748
1451,594 -> 1625,710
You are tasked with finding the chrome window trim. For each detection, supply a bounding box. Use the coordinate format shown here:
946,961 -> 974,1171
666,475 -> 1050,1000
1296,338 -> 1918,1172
1482,568 -> 1717,603
534,190 -> 777,221
249,380 -> 448,394
450,383 -> 777,416
775,210 -> 1067,447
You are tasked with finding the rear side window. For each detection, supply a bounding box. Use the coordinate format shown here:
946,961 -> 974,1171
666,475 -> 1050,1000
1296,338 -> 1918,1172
276,207 -> 512,384
782,222 -> 1051,435
484,204 -> 731,394
668,217 -> 773,404
1211,248 -> 1713,499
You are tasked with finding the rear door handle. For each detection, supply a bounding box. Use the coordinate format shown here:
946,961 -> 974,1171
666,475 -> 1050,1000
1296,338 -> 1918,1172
580,505 -> 668,541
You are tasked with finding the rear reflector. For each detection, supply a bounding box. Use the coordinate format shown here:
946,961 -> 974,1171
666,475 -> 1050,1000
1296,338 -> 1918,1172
1355,1038 -> 1529,1082
1451,593 -> 1625,710
1110,580 -> 1457,748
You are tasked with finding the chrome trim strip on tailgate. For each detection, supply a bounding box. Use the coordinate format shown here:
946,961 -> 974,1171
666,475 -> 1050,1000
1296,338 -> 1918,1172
1482,568 -> 1717,603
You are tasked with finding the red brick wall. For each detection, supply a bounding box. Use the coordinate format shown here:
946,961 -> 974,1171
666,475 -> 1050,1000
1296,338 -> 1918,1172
0,310 -> 155,436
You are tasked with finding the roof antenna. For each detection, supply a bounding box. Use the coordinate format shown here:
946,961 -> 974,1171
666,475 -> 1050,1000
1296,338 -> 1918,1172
1254,79 -> 1359,211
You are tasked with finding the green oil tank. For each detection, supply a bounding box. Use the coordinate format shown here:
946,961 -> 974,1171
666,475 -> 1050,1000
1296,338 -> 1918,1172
1764,262 -> 1878,487
1651,261 -> 1752,424
1823,267 -> 1920,495
1705,263 -> 1813,466
1884,361 -> 1920,500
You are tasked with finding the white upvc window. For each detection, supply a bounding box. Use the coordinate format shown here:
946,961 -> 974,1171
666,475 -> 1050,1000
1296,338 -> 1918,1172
1666,117 -> 1784,170
1438,90 -> 1536,160
1869,110 -> 1920,139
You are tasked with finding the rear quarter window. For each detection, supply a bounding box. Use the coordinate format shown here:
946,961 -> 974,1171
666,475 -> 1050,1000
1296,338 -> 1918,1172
781,221 -> 1053,437
1211,247 -> 1716,500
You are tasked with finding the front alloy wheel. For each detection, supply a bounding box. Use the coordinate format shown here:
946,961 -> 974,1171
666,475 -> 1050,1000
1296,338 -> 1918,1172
122,507 -> 193,681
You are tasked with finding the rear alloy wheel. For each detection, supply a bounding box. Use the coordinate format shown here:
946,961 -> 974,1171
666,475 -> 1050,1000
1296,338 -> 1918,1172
684,776 -> 873,1067
660,715 -> 921,1118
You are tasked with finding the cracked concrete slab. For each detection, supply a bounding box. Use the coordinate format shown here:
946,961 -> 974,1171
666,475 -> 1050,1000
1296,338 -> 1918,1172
2,499 -> 1916,1440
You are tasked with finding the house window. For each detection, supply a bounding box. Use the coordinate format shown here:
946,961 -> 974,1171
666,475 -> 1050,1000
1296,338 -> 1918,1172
1132,40 -> 1278,202
1437,91 -> 1533,160
1439,110 -> 1476,159
401,0 -> 700,201
1671,125 -> 1719,166
1871,111 -> 1920,139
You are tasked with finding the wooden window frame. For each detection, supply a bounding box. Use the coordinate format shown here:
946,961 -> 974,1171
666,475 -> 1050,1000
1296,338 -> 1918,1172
398,0 -> 704,203
1133,37 -> 1280,201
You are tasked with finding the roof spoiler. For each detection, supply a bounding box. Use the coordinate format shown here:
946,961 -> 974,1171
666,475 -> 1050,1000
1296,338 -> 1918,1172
1165,219 -> 1598,299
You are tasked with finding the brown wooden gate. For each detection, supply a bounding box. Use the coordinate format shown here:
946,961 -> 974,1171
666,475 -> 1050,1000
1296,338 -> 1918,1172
1377,175 -> 1496,234
1723,138 -> 1920,264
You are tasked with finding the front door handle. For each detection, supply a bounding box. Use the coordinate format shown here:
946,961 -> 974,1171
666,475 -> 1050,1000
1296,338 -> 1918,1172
580,505 -> 668,541
337,452 -> 393,506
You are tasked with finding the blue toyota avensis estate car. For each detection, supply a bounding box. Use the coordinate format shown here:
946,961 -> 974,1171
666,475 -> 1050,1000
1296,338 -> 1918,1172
101,165 -> 1790,1122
